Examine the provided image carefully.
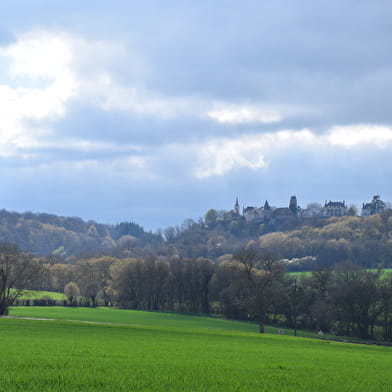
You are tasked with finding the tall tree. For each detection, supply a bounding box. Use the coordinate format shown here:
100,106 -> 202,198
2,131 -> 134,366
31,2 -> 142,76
234,245 -> 284,333
205,209 -> 219,226
0,243 -> 41,315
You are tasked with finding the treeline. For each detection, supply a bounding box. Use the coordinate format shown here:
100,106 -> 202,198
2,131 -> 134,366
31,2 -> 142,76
1,207 -> 392,271
259,214 -> 392,269
0,209 -> 161,257
26,249 -> 392,342
163,212 -> 392,269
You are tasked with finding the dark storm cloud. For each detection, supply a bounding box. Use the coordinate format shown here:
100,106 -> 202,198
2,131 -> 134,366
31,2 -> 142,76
3,0 -> 392,127
133,0 -> 392,127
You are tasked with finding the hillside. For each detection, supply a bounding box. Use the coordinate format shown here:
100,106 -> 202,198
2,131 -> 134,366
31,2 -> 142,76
1,207 -> 392,269
0,209 -> 160,258
165,211 -> 392,269
259,214 -> 392,270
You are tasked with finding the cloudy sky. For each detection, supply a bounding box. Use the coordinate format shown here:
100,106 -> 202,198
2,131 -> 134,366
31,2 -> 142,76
1,1 -> 392,229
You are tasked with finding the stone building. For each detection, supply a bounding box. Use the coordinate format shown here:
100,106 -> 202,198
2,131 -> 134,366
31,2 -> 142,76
243,206 -> 263,222
270,207 -> 296,225
223,197 -> 242,221
361,195 -> 386,216
242,197 -> 298,223
226,194 -> 388,223
319,201 -> 348,218
289,195 -> 299,215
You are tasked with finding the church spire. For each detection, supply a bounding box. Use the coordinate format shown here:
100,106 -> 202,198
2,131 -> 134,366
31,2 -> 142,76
234,197 -> 240,214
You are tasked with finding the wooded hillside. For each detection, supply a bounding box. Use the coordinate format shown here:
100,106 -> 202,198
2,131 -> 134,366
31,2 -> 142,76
1,208 -> 392,269
0,209 -> 160,258
163,212 -> 392,269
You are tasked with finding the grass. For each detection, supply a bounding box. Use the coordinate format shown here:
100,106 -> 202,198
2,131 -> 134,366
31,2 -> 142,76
370,268 -> 392,278
288,271 -> 312,277
9,306 -> 329,339
10,306 -> 259,331
1,310 -> 392,391
288,268 -> 392,278
13,289 -> 66,301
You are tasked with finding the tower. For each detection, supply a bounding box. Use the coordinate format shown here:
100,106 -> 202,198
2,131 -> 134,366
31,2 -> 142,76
289,195 -> 298,215
234,197 -> 240,215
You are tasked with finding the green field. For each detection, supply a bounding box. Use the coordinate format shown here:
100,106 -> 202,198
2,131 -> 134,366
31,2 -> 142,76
1,308 -> 392,391
10,306 -> 260,332
9,306 -> 329,339
15,289 -> 66,301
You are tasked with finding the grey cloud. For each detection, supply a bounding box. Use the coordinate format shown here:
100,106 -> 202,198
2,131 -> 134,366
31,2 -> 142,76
1,131 -> 392,229
1,0 -> 392,228
48,104 -> 285,147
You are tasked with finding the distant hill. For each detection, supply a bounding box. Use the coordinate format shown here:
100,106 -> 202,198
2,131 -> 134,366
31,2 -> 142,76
1,207 -> 392,270
0,209 -> 160,258
163,211 -> 392,269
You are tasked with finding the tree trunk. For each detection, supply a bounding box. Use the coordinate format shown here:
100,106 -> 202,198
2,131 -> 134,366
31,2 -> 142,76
259,320 -> 265,333
0,303 -> 9,316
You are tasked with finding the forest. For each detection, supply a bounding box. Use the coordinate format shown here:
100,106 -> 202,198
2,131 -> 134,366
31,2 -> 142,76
1,208 -> 392,270
1,242 -> 392,342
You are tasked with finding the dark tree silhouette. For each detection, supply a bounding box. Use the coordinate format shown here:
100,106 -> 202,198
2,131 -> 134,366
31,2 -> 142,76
0,243 -> 42,315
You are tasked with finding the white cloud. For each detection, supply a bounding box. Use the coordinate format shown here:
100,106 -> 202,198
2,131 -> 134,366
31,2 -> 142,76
325,124 -> 392,148
207,104 -> 282,124
2,32 -> 72,79
0,27 -> 202,152
0,30 -> 155,157
0,31 -> 78,156
194,129 -> 314,178
193,126 -> 392,178
194,139 -> 268,178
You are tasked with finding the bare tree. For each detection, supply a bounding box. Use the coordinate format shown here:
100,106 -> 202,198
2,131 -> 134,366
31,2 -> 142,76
0,243 -> 42,315
303,202 -> 322,217
234,245 -> 284,333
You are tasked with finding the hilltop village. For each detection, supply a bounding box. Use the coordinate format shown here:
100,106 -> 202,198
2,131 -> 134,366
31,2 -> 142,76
222,195 -> 387,226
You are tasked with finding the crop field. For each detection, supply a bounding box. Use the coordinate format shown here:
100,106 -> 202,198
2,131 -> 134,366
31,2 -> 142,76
1,308 -> 392,391
9,306 -> 331,339
10,306 -> 260,333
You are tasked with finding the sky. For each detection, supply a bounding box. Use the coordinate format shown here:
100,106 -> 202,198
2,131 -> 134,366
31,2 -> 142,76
0,0 -> 392,230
